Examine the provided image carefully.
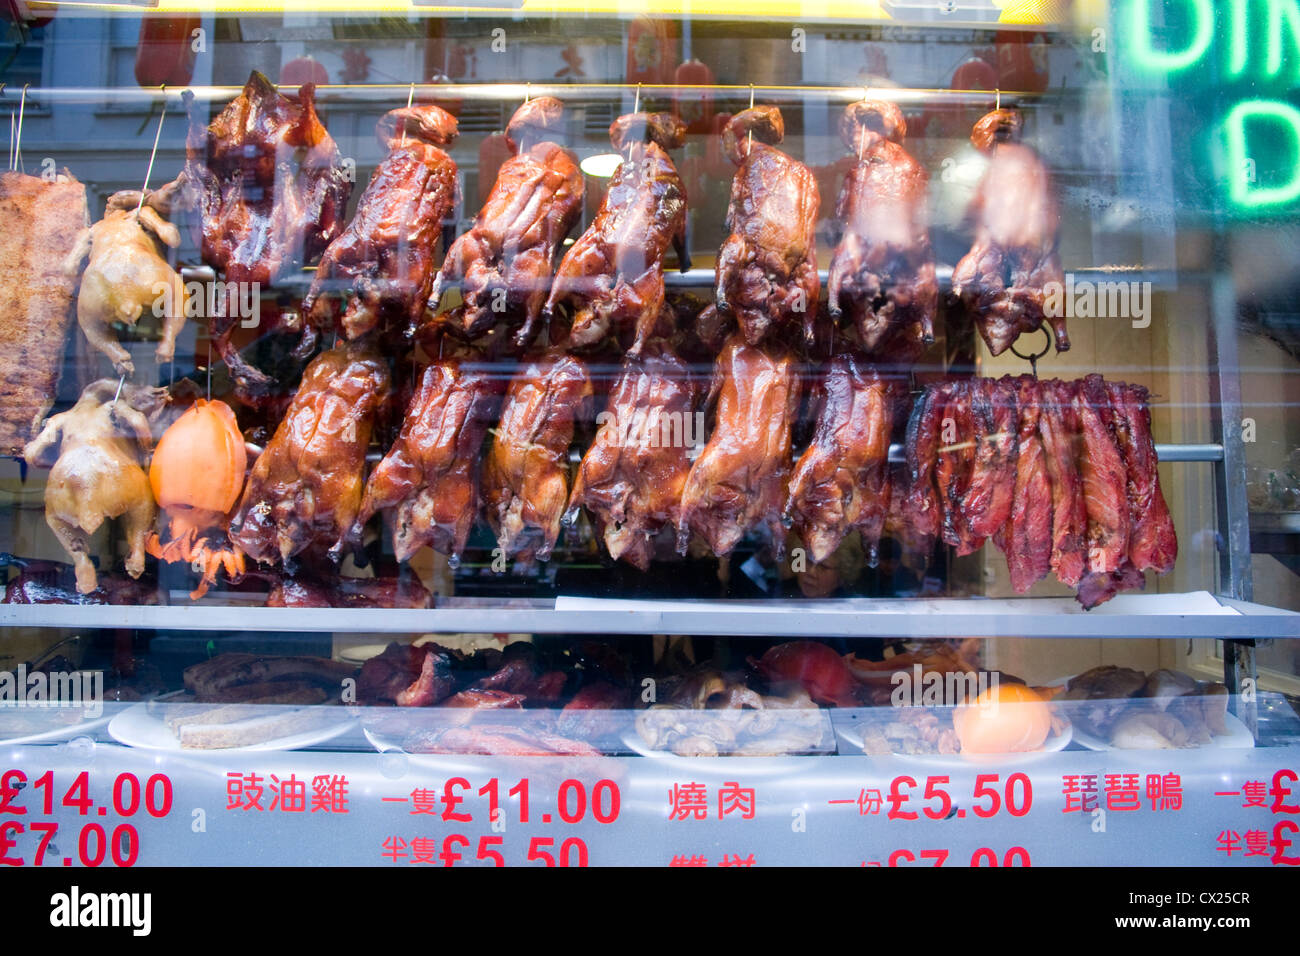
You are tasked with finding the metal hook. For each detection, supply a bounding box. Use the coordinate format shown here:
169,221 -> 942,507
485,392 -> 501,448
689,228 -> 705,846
400,82 -> 415,148
633,82 -> 641,114
111,373 -> 126,408
747,84 -> 756,154
524,81 -> 530,104
1008,325 -> 1053,379
996,88 -> 1001,111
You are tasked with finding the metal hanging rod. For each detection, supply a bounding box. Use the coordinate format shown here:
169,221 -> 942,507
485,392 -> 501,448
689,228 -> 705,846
0,83 -> 1056,108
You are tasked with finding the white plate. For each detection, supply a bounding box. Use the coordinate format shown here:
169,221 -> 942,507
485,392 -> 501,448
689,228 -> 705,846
108,702 -> 357,752
1070,711 -> 1254,751
619,714 -> 837,771
0,709 -> 115,747
834,714 -> 1073,767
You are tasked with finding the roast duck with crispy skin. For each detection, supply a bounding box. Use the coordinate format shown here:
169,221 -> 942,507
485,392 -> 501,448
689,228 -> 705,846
707,106 -> 820,349
898,374 -> 1176,607
567,335 -> 701,570
677,331 -> 801,558
784,346 -> 896,567
951,109 -> 1068,356
482,348 -> 593,565
430,98 -> 584,349
302,105 -> 459,345
545,112 -> 690,355
229,338 -> 391,566
827,101 -> 937,366
349,346 -> 503,564
175,71 -> 352,404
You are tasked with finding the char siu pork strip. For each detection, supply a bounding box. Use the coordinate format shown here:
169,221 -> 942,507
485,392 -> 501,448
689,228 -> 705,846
1037,378 -> 1087,587
1075,374 -> 1130,576
994,377 -> 1053,592
1107,381 -> 1177,575
962,376 -> 1020,540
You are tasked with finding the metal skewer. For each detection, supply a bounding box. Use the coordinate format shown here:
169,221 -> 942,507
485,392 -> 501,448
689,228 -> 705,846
136,86 -> 167,217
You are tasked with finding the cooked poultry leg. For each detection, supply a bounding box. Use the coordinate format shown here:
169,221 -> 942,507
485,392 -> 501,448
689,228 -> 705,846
784,347 -> 894,566
545,112 -> 690,356
229,338 -> 391,564
23,380 -> 168,593
951,109 -> 1067,356
350,349 -> 502,562
677,331 -> 801,558
567,334 -> 701,569
714,107 -> 820,348
302,105 -> 459,344
65,187 -> 187,376
429,98 -> 583,348
827,102 -> 936,366
175,72 -> 352,403
482,349 -> 593,564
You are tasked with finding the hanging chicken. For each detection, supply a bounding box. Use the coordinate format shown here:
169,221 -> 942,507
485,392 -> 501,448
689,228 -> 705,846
174,71 -> 352,402
950,108 -> 1068,356
544,112 -> 690,356
826,101 -> 937,367
482,348 -> 593,565
228,338 -> 391,565
22,379 -> 168,594
349,348 -> 503,565
713,106 -> 820,348
677,332 -> 801,558
567,335 -> 701,570
64,186 -> 187,377
302,105 -> 460,346
429,97 -> 583,351
146,398 -> 248,600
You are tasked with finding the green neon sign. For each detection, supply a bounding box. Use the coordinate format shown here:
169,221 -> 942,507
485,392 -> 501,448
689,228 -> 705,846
1119,0 -> 1300,212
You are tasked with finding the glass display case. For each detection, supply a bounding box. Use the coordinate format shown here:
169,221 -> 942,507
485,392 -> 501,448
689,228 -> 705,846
0,0 -> 1296,869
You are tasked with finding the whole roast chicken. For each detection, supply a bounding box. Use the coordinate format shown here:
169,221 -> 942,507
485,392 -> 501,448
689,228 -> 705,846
303,105 -> 459,345
65,186 -> 187,376
714,106 -> 820,348
567,335 -> 701,570
23,380 -> 168,593
349,349 -> 502,563
229,338 -> 391,564
545,112 -> 690,355
784,347 -> 894,566
677,331 -> 801,558
176,71 -> 352,402
950,109 -> 1068,356
429,97 -> 583,349
826,101 -> 936,366
482,349 -> 593,564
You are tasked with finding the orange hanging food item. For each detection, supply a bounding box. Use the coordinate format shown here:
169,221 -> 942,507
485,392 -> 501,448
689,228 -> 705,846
146,399 -> 248,599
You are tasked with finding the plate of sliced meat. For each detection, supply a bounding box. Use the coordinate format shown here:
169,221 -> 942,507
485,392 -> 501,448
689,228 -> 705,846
108,699 -> 357,752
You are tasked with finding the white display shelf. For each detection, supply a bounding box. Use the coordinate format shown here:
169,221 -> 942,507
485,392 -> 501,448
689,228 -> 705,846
1,591 -> 1295,638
